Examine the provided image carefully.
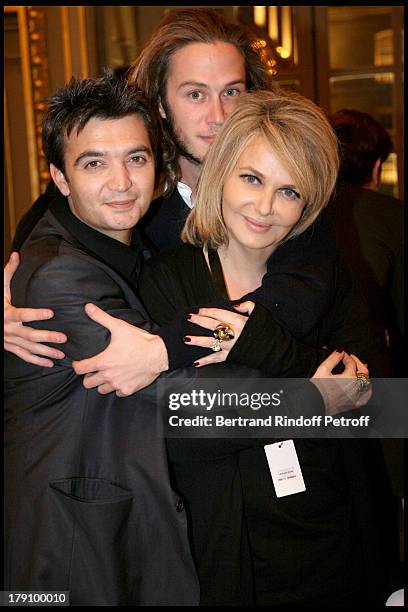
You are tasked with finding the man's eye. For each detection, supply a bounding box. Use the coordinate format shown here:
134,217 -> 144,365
240,174 -> 261,185
84,160 -> 102,169
129,156 -> 146,165
224,88 -> 240,97
188,91 -> 204,101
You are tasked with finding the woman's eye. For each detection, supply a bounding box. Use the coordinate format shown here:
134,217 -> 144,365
241,174 -> 260,185
280,188 -> 300,200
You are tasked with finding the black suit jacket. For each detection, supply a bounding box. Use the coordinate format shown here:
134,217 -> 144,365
139,188 -> 190,252
4,199 -> 199,605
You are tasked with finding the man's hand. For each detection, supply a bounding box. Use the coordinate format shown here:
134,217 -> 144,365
72,303 -> 169,396
4,252 -> 67,367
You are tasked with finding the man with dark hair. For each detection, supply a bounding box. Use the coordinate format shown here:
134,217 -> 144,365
327,109 -> 404,376
4,73 -> 199,606
330,108 -> 393,187
327,112 -> 405,566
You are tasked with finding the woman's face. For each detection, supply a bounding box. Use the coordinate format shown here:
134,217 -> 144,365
222,135 -> 306,258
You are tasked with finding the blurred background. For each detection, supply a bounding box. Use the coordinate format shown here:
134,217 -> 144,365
4,5 -> 404,259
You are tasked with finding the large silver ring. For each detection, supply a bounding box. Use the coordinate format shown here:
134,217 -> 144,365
356,372 -> 371,392
213,323 -> 235,342
212,338 -> 222,352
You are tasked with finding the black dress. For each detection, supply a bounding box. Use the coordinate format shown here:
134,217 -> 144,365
138,244 -> 394,606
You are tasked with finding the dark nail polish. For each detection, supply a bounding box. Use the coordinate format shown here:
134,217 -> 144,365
184,336 -> 191,343
186,314 -> 192,320
190,308 -> 199,314
193,361 -> 200,367
335,347 -> 344,353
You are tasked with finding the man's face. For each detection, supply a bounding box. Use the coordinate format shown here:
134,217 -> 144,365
51,115 -> 155,244
161,41 -> 247,167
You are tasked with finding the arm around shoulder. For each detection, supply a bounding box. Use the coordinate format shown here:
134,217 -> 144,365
228,302 -> 327,377
20,252 -> 150,361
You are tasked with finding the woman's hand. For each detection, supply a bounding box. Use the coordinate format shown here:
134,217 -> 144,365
183,301 -> 255,367
310,349 -> 372,415
4,252 -> 67,367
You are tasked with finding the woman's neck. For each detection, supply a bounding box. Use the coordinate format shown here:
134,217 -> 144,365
217,241 -> 271,300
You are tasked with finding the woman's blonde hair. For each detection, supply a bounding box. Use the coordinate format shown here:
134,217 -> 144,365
182,89 -> 339,249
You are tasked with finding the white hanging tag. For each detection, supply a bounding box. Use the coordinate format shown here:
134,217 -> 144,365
264,439 -> 306,498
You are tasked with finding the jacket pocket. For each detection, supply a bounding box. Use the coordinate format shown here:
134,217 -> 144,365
49,477 -> 134,605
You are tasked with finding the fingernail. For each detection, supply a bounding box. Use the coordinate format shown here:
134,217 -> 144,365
186,314 -> 192,320
183,336 -> 191,343
193,361 -> 200,367
335,347 -> 344,353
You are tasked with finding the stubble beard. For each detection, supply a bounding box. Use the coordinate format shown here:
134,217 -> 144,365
161,98 -> 203,168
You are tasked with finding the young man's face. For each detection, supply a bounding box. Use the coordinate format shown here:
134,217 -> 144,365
51,115 -> 155,244
161,41 -> 247,169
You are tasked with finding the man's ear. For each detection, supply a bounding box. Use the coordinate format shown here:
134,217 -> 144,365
372,158 -> 382,190
158,98 -> 167,119
50,163 -> 70,197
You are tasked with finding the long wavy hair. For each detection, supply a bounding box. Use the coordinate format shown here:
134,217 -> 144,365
127,8 -> 275,193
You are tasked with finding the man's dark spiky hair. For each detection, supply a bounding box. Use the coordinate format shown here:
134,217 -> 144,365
42,69 -> 163,188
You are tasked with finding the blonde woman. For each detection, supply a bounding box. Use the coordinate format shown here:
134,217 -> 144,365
141,90 -> 371,392
138,91 -> 378,606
